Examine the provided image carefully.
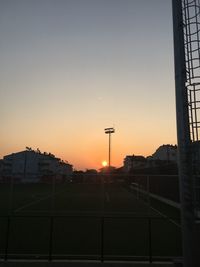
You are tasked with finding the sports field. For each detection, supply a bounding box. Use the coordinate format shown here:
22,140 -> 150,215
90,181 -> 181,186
0,179 -> 182,261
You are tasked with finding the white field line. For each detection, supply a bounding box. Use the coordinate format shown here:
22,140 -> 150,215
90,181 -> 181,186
14,187 -> 67,213
150,205 -> 181,228
128,186 -> 181,228
105,192 -> 110,202
14,194 -> 52,212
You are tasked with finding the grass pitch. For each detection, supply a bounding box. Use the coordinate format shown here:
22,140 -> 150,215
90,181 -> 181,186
0,180 -> 182,261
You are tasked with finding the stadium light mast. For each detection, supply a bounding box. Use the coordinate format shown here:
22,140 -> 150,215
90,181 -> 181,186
104,127 -> 115,168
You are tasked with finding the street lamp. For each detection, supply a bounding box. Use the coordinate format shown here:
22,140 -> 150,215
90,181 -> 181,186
104,127 -> 115,168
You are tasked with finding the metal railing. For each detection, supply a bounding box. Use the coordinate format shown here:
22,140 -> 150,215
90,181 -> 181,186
0,214 -> 182,263
0,175 -> 182,263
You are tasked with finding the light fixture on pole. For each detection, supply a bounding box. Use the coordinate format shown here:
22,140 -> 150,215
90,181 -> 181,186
104,127 -> 115,168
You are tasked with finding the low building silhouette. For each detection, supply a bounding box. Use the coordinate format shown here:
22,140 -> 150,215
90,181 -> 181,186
0,159 -> 3,180
2,148 -> 73,183
123,145 -> 178,175
148,144 -> 177,162
123,155 -> 147,173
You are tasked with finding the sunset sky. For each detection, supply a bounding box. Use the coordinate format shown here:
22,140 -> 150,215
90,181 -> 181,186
0,0 -> 176,170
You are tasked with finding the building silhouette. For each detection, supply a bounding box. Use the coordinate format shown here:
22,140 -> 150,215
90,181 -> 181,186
149,144 -> 177,162
2,149 -> 73,183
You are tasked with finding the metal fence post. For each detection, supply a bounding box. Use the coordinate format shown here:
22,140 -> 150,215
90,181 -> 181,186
4,216 -> 11,261
147,176 -> 151,211
48,216 -> 54,261
52,176 -> 55,212
9,176 -> 14,213
148,217 -> 152,263
101,216 -> 104,262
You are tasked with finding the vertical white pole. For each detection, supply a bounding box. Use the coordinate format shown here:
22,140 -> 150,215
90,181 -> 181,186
172,1 -> 199,266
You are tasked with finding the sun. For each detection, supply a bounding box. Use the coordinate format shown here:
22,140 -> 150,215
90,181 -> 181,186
102,160 -> 108,167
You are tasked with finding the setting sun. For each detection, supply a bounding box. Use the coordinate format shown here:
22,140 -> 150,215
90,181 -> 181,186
102,160 -> 108,167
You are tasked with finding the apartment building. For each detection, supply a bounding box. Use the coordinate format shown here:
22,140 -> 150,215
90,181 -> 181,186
2,149 -> 73,182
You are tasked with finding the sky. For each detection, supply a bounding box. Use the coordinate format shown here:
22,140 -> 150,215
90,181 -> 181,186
0,0 -> 176,170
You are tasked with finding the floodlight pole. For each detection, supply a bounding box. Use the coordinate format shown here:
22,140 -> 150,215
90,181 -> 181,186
172,1 -> 199,266
108,133 -> 111,167
104,128 -> 115,167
